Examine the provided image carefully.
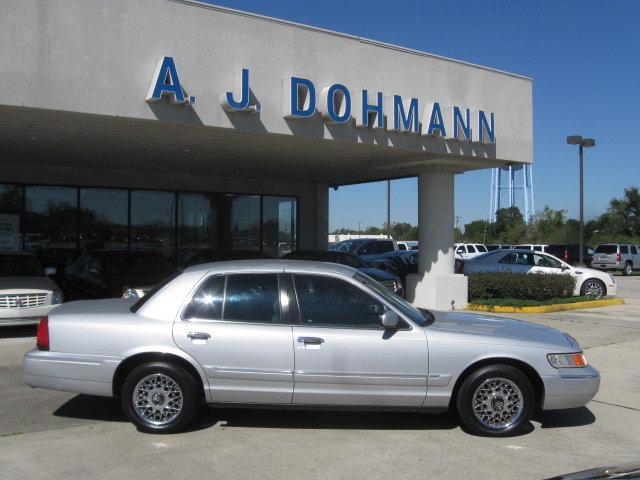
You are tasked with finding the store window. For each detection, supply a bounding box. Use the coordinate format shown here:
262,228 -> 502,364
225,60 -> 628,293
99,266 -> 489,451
130,190 -> 175,260
80,188 -> 128,252
24,186 -> 78,271
178,193 -> 218,268
224,194 -> 260,256
262,196 -> 297,258
0,184 -> 22,252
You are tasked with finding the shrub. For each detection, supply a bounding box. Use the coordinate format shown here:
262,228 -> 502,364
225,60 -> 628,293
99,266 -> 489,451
468,272 -> 576,302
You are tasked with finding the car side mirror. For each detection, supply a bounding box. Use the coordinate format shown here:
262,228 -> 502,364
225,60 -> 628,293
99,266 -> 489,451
44,267 -> 57,276
380,310 -> 400,329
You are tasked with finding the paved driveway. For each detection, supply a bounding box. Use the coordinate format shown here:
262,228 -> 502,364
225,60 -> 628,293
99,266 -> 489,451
1,277 -> 639,479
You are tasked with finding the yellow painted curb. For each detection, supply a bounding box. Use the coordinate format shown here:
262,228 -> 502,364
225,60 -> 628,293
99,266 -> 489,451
466,297 -> 625,314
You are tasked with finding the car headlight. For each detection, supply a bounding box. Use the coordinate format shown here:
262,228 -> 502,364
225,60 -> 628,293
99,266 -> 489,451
121,287 -> 140,300
547,352 -> 588,368
51,291 -> 63,305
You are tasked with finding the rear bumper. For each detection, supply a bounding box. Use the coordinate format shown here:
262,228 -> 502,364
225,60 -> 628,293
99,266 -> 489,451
0,304 -> 58,326
23,349 -> 120,397
542,366 -> 600,410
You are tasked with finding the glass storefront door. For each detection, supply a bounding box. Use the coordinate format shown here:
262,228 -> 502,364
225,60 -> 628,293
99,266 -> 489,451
263,196 -> 297,258
130,190 -> 176,261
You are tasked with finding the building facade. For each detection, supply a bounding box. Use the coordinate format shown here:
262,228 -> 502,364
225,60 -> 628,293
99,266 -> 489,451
0,0 -> 532,309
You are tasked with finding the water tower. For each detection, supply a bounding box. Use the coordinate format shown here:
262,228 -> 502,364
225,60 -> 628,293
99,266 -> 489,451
489,165 -> 535,222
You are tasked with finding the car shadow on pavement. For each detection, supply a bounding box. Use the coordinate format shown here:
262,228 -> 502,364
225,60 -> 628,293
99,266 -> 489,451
0,325 -> 37,339
534,407 -> 596,429
193,406 -> 460,431
53,395 -> 128,423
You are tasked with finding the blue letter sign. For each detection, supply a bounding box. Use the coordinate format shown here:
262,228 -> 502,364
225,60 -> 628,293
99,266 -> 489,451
478,110 -> 495,143
284,77 -> 316,118
146,57 -> 194,104
390,95 -> 420,133
220,68 -> 257,112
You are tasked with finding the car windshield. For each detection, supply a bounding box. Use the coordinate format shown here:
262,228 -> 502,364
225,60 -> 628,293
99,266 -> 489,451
0,255 -> 44,277
354,271 -> 429,326
328,241 -> 358,252
595,245 -> 617,254
104,253 -> 175,276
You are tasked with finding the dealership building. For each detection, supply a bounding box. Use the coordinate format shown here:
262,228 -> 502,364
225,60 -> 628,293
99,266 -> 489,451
0,0 -> 532,309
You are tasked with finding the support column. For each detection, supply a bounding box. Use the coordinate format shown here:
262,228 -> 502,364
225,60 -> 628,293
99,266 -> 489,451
406,169 -> 468,310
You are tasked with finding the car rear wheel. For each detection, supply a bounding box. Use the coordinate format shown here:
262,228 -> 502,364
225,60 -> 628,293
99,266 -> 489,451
581,278 -> 606,297
456,364 -> 534,436
121,362 -> 197,433
622,262 -> 633,276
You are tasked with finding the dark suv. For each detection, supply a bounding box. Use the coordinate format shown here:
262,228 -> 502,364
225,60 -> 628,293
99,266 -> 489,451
546,244 -> 594,267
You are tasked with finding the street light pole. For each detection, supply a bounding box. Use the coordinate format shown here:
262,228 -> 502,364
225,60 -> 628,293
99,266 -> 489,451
567,135 -> 596,266
387,179 -> 391,239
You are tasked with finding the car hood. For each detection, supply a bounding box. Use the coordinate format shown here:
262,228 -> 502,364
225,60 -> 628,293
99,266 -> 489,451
0,276 -> 60,292
426,310 -> 574,350
358,267 -> 397,281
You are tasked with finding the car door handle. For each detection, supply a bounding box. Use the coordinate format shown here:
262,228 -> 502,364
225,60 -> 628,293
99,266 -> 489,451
297,336 -> 324,345
187,332 -> 211,340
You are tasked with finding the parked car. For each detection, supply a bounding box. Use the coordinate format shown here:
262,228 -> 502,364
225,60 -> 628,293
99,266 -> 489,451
462,249 -> 617,297
513,244 -> 550,253
486,244 -> 512,251
592,243 -> 640,275
546,244 -> 594,267
0,252 -> 63,326
281,250 -> 403,296
454,243 -> 488,259
328,239 -> 398,260
24,259 -> 600,436
396,241 -> 418,251
62,249 -> 177,300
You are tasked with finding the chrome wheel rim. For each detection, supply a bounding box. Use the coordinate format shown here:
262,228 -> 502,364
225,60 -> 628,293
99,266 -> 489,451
584,280 -> 603,297
624,264 -> 632,275
472,377 -> 524,430
133,373 -> 183,426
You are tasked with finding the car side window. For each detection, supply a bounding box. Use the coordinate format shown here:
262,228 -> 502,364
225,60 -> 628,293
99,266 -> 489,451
398,244 -> 407,251
632,246 -> 638,255
534,254 -> 561,268
456,246 -> 466,254
378,241 -> 394,253
620,245 -> 629,254
293,274 -> 386,329
86,256 -> 103,274
499,252 -> 517,264
467,245 -> 477,253
356,242 -> 372,255
184,275 -> 225,320
224,274 -> 283,324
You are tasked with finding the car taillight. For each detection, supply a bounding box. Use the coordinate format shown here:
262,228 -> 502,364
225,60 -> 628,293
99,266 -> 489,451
36,316 -> 49,351
616,252 -> 621,262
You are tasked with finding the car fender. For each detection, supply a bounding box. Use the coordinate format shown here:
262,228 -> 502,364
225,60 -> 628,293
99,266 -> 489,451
118,344 -> 212,402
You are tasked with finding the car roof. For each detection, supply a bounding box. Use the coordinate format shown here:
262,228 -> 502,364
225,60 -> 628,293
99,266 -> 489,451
183,259 -> 357,276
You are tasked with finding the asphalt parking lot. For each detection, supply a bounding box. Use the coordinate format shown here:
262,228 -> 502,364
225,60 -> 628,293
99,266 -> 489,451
1,276 -> 639,479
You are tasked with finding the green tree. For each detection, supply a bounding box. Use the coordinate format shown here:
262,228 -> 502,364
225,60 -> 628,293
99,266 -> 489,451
463,220 -> 493,243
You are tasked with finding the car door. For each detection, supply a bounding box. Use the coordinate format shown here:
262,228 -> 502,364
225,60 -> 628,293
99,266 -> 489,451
173,272 -> 295,404
289,272 -> 428,406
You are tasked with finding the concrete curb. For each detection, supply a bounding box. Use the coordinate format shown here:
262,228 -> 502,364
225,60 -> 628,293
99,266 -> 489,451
466,297 -> 625,314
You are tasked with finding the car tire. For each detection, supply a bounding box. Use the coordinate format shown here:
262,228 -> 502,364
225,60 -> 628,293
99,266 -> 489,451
622,262 -> 633,276
580,278 -> 606,298
456,364 -> 535,437
121,361 -> 198,434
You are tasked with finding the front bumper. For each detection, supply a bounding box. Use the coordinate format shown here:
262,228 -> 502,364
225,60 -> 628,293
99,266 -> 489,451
23,349 -> 119,397
542,365 -> 600,410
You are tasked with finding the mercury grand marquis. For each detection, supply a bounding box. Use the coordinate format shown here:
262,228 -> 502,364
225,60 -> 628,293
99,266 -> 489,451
23,260 -> 600,436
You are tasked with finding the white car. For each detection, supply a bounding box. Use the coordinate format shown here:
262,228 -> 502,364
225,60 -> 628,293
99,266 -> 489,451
0,253 -> 63,326
462,249 -> 617,297
514,244 -> 550,253
397,241 -> 418,251
455,243 -> 488,259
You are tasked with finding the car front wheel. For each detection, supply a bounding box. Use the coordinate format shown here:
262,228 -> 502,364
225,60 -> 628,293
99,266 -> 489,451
581,278 -> 606,297
622,262 -> 633,276
121,362 -> 197,433
456,364 -> 535,436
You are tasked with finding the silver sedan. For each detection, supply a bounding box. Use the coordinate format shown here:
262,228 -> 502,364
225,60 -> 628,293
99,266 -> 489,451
23,260 -> 599,436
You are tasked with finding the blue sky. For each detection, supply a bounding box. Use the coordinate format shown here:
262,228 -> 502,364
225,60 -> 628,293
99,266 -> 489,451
205,0 -> 639,231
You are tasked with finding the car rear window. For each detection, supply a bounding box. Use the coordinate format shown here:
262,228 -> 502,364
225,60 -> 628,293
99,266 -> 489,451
595,245 -> 617,254
620,245 -> 629,254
